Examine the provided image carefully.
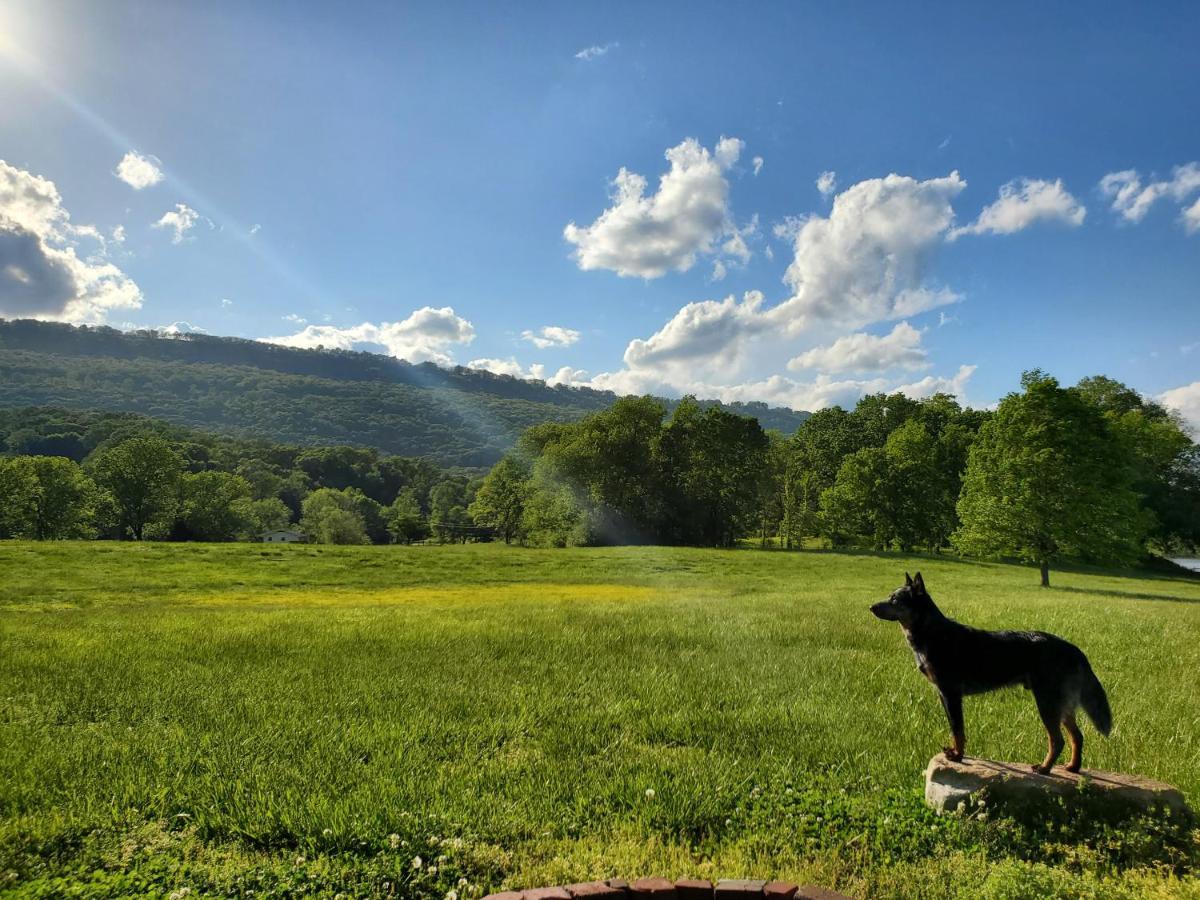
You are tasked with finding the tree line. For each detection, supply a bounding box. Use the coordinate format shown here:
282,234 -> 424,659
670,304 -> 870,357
466,373 -> 1199,584
3,372 -> 1197,584
0,407 -> 483,545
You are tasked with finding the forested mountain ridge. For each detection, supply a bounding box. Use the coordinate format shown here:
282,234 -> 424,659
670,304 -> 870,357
0,319 -> 810,465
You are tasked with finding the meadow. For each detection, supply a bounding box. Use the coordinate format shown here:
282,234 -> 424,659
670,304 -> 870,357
1,542 -> 1199,898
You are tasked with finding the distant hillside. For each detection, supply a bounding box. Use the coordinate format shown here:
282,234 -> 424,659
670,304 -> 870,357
0,319 -> 810,465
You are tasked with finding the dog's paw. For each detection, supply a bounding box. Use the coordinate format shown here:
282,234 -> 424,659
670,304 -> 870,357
942,747 -> 963,762
1064,763 -> 1081,774
1031,764 -> 1052,776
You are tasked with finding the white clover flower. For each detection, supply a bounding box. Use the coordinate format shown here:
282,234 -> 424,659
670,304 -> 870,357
389,833 -> 401,849
412,855 -> 423,869
458,877 -> 469,887
446,891 -> 459,900
323,828 -> 333,837
644,788 -> 655,798
725,818 -> 733,826
294,855 -> 306,866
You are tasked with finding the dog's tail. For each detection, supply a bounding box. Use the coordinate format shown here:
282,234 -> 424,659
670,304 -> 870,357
1080,661 -> 1113,737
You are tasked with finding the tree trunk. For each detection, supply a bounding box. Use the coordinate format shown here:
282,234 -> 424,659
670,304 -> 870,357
1040,560 -> 1050,588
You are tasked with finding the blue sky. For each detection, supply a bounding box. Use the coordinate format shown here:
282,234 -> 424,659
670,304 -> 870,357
1,0 -> 1198,423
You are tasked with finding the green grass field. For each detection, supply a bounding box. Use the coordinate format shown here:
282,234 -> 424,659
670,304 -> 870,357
2,542 -> 1199,898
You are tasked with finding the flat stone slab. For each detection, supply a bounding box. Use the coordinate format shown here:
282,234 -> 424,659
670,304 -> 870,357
925,753 -> 1191,816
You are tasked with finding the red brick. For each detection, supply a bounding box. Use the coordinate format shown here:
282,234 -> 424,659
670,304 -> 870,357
763,884 -> 798,900
525,890 -> 571,900
631,877 -> 676,899
796,888 -> 854,900
568,882 -> 626,899
674,878 -> 713,900
714,880 -> 766,899
606,879 -> 631,895
482,894 -> 524,900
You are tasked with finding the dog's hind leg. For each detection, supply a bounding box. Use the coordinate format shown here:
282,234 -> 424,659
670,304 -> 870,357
1063,712 -> 1083,773
1032,688 -> 1065,775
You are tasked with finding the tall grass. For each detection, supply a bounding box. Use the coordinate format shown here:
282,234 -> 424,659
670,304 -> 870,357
1,542 -> 1198,898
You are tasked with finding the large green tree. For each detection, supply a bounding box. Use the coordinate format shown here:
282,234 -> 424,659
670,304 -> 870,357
468,455 -> 528,544
386,488 -> 428,544
657,398 -> 769,547
22,456 -> 100,539
955,372 -> 1145,586
88,436 -> 185,540
0,457 -> 38,538
821,420 -> 944,551
1073,375 -> 1198,553
299,488 -> 369,544
179,471 -> 254,541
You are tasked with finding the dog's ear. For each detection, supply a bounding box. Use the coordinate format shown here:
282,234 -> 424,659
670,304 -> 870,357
904,572 -> 913,586
913,572 -> 925,591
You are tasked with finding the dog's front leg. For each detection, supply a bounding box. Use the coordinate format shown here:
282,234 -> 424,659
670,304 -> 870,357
939,689 -> 965,762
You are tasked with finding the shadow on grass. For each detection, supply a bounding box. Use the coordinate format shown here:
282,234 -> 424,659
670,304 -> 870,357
1056,585 -> 1200,605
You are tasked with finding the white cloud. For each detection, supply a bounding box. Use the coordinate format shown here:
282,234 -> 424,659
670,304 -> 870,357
752,156 -> 764,176
584,363 -> 976,413
583,172 -> 967,406
575,42 -> 617,61
564,136 -> 749,278
1159,381 -> 1200,435
1099,162 -> 1200,226
775,171 -> 965,331
950,178 -> 1085,239
816,171 -> 837,197
520,325 -> 580,349
111,225 -> 126,243
787,321 -> 929,373
467,358 -> 592,386
157,321 -> 206,335
1182,196 -> 1200,235
548,366 -> 590,386
220,298 -> 233,309
0,159 -> 142,323
153,203 -> 200,244
249,223 -> 261,235
262,306 -> 475,366
622,290 -> 770,381
711,260 -> 727,282
282,313 -> 307,324
894,364 -> 976,401
938,311 -> 958,327
721,214 -> 756,264
114,151 -> 164,190
772,215 -> 804,241
468,357 -> 532,378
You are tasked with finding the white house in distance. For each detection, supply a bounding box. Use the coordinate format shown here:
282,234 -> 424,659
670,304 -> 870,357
260,530 -> 307,543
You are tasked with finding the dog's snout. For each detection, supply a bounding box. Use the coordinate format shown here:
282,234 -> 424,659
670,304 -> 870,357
870,600 -> 898,620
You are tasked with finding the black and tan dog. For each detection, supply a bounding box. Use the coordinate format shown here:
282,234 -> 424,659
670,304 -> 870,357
870,572 -> 1112,774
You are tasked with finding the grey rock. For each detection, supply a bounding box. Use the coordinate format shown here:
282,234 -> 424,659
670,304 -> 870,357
924,753 -> 1191,816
